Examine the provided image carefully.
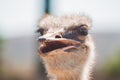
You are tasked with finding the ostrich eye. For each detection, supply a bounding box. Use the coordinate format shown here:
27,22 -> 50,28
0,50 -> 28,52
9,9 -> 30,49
36,28 -> 47,36
76,25 -> 88,36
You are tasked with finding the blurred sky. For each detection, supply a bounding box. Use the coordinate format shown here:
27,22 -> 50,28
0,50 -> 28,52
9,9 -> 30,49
0,0 -> 120,39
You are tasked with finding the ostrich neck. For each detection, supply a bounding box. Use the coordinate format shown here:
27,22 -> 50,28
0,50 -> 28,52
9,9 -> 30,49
47,67 -> 89,80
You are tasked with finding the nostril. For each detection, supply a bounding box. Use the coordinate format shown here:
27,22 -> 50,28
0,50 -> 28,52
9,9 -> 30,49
38,38 -> 46,42
55,35 -> 62,38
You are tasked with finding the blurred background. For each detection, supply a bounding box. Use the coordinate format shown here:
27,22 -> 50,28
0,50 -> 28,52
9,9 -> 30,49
0,0 -> 120,80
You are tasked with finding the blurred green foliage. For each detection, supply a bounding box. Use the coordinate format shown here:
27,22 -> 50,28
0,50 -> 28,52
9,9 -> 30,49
103,49 -> 120,77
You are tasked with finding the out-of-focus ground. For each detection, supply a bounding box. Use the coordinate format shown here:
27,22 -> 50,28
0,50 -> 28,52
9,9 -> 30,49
0,33 -> 120,80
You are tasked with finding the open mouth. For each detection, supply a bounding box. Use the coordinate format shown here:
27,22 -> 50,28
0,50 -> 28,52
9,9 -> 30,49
39,39 -> 80,53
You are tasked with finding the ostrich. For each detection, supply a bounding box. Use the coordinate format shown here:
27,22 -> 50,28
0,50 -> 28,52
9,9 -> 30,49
37,14 -> 95,80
